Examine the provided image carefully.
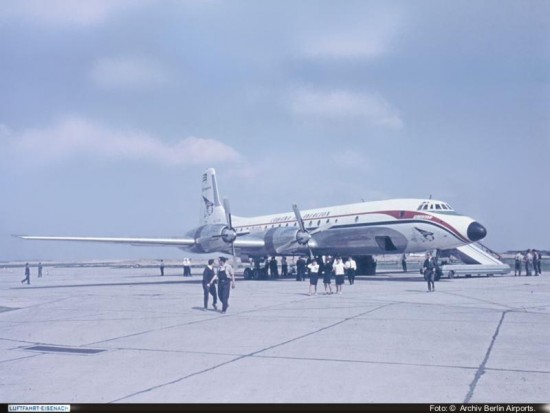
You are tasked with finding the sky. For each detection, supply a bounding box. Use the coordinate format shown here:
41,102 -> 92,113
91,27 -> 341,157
1,0 -> 549,261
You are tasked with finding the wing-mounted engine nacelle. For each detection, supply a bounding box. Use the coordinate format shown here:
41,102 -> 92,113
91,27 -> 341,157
264,227 -> 312,255
192,224 -> 235,253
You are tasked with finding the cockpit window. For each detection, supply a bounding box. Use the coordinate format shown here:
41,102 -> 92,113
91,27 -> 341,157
417,201 -> 455,212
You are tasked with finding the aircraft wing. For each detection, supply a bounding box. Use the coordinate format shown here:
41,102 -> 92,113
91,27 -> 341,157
233,237 -> 265,248
15,235 -> 196,247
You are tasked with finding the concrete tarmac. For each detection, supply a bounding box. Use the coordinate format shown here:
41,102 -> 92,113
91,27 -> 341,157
0,267 -> 548,403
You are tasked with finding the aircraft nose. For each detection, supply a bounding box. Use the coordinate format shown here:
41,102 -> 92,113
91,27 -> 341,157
467,221 -> 487,242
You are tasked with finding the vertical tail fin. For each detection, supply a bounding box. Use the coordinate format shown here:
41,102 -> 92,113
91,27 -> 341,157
200,168 -> 226,225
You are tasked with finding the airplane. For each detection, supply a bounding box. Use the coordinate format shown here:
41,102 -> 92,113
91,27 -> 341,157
17,168 -> 487,271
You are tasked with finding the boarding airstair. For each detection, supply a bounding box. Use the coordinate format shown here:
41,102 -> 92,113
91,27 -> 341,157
439,242 -> 510,277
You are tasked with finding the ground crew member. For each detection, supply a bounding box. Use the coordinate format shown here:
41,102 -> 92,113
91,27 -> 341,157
423,253 -> 436,292
21,263 -> 31,285
160,260 -> 165,276
296,256 -> 306,281
208,257 -> 235,314
514,252 -> 523,276
401,254 -> 407,273
202,259 -> 217,310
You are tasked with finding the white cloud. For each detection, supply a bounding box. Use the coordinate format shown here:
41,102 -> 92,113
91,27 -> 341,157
4,117 -> 242,167
91,56 -> 175,90
0,0 -> 151,26
290,88 -> 403,129
304,30 -> 389,60
301,8 -> 404,59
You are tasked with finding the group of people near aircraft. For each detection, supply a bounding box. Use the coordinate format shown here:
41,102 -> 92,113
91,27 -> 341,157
305,256 -> 357,296
514,249 -> 543,276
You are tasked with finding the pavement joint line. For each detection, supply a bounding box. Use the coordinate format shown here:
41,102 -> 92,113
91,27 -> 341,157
101,345 -> 550,375
251,353 -> 480,371
464,310 -> 508,403
0,353 -> 41,365
438,291 -> 523,310
83,294 -> 325,347
250,354 -> 550,375
110,302 -> 394,403
243,303 -> 396,358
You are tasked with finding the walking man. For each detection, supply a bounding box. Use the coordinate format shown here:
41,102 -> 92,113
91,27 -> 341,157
21,263 -> 31,285
423,253 -> 436,292
208,257 -> 235,314
202,259 -> 218,310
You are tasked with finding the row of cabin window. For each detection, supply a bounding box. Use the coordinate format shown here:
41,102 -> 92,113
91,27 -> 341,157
238,216 -> 366,232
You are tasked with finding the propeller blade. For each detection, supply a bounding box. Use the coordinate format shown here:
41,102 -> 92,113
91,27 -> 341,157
292,203 -> 306,233
223,198 -> 233,229
223,198 -> 237,262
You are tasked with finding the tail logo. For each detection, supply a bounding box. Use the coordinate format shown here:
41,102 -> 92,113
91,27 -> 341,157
202,196 -> 214,218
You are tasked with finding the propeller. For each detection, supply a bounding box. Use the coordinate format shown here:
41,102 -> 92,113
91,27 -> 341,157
275,204 -> 319,258
222,198 -> 237,260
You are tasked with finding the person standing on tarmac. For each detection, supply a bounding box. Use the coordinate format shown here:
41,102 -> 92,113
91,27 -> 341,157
296,256 -> 306,281
307,259 -> 320,295
401,254 -> 407,273
160,260 -> 165,277
423,253 -> 436,292
202,259 -> 218,311
333,257 -> 346,294
21,263 -> 31,285
345,257 -> 356,285
514,251 -> 524,276
269,257 -> 279,278
38,262 -> 43,278
322,256 -> 333,295
533,249 -> 540,276
207,257 -> 235,314
281,257 -> 288,278
183,258 -> 192,277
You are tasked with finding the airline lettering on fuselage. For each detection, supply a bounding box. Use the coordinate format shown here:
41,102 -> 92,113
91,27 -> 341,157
413,214 -> 433,220
302,211 -> 330,219
271,216 -> 293,223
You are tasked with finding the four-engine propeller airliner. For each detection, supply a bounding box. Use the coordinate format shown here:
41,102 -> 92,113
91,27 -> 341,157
18,168 -> 487,261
